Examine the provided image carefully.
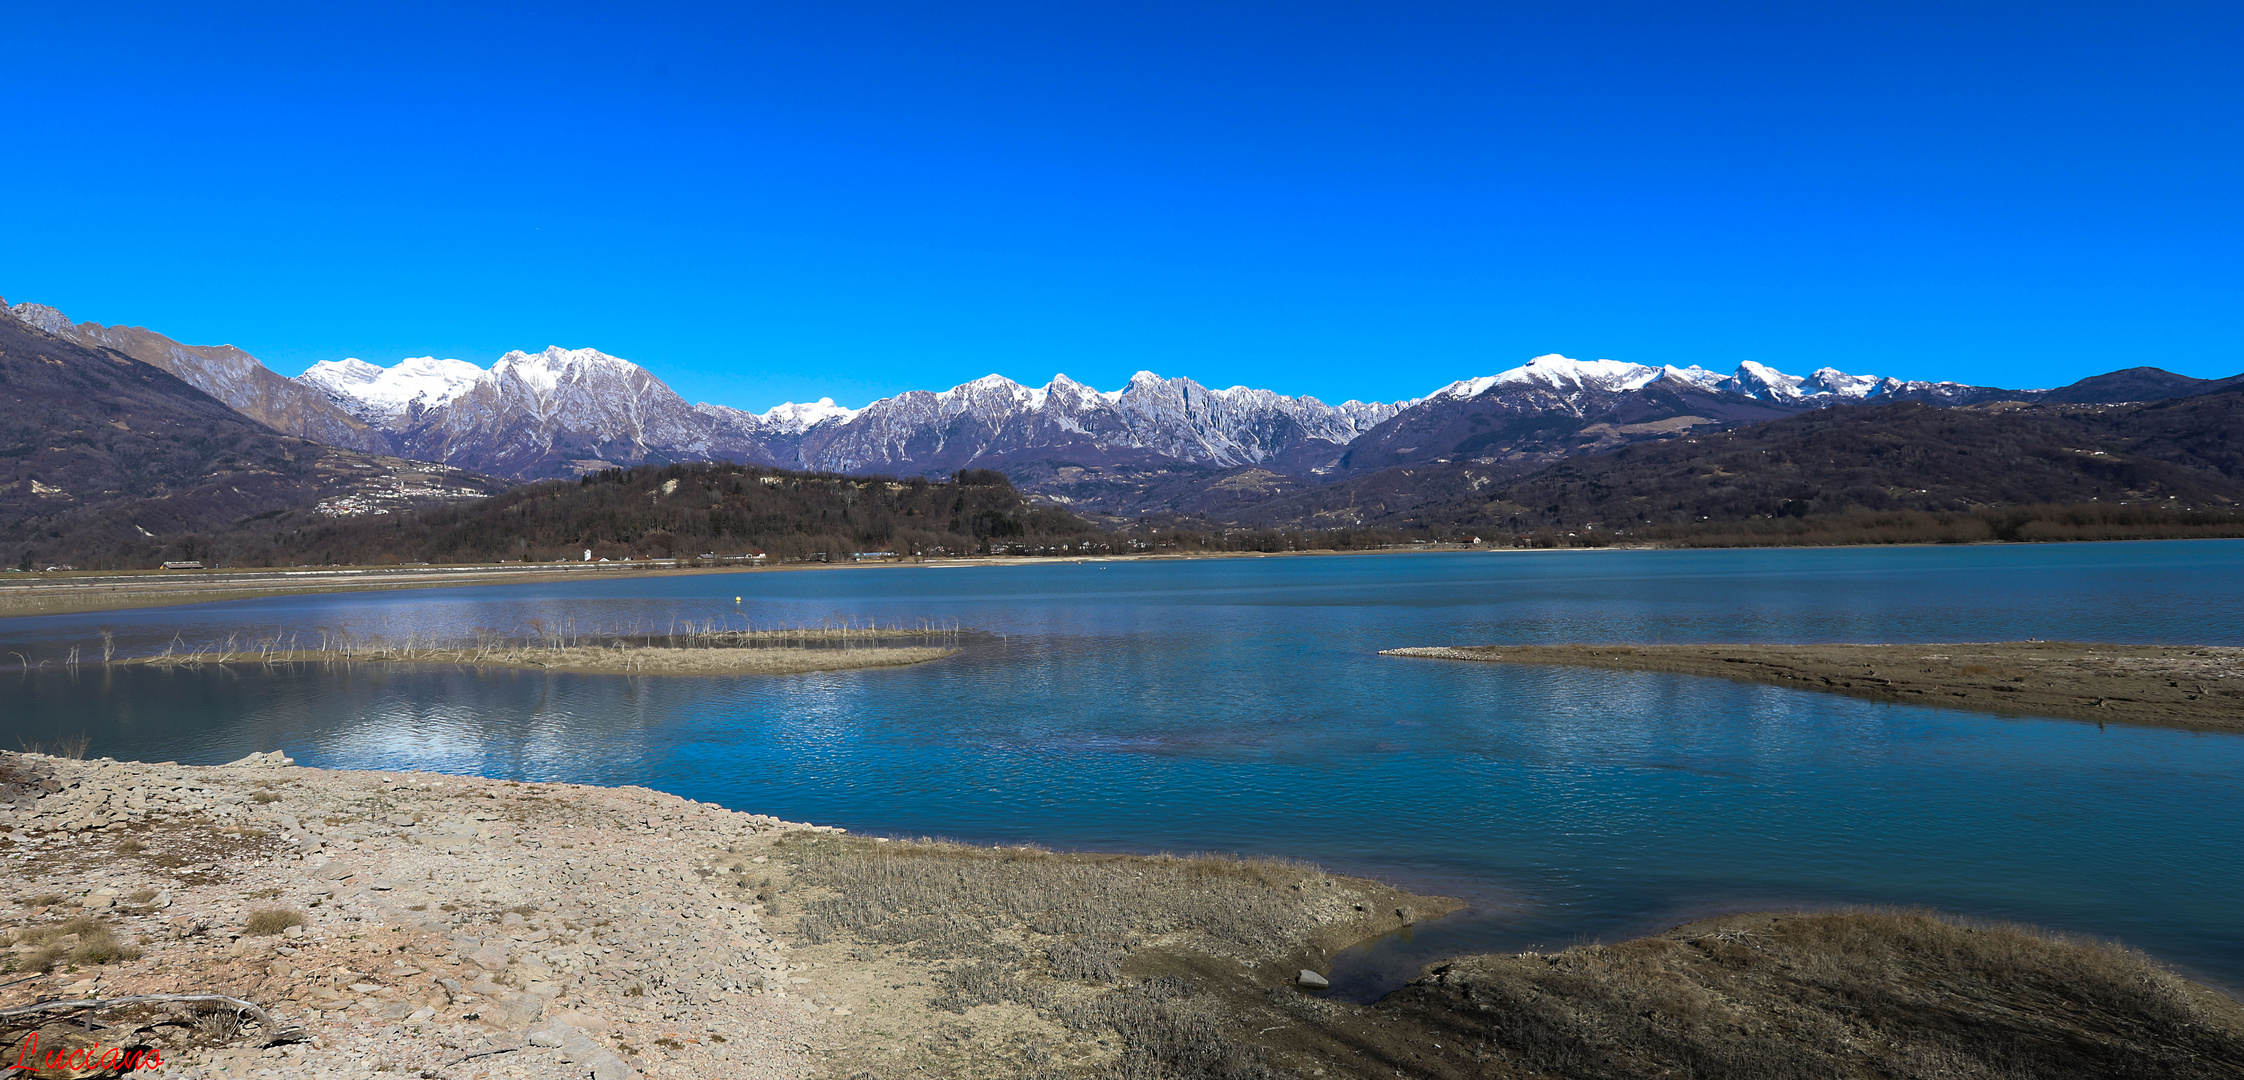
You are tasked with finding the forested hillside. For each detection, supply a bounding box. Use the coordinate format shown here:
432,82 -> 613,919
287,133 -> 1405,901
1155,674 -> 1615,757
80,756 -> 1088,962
207,464 -> 1099,566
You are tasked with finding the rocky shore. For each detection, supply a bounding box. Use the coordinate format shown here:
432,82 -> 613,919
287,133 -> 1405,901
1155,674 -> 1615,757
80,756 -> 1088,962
6,752 -> 2239,1080
1384,640 -> 2244,732
0,753 -> 1456,1080
0,752 -> 827,1079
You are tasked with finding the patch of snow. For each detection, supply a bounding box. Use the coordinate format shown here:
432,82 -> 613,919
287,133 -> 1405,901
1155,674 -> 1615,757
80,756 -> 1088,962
1806,367 -> 1884,399
758,397 -> 861,433
1661,365 -> 1726,390
1427,355 -> 1664,400
1728,360 -> 1809,401
298,355 -> 486,422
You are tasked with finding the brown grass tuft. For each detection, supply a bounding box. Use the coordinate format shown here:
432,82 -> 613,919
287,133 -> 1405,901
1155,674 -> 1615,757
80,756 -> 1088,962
243,908 -> 307,936
5,916 -> 140,969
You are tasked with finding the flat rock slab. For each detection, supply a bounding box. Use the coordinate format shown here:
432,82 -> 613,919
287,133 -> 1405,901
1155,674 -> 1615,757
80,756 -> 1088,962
1382,641 -> 2244,732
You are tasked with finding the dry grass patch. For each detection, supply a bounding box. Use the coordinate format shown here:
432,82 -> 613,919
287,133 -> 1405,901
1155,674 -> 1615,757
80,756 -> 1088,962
242,908 -> 307,936
1372,908 -> 2244,1080
770,834 -> 1455,1080
5,916 -> 140,971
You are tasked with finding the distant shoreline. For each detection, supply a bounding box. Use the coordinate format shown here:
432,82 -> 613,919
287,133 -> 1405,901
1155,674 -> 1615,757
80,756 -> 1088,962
0,545 -> 1501,619
6,536 -> 2237,620
1383,640 -> 2244,733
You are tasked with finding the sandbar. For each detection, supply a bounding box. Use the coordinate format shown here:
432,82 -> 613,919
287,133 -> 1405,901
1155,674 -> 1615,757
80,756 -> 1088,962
1383,640 -> 2244,732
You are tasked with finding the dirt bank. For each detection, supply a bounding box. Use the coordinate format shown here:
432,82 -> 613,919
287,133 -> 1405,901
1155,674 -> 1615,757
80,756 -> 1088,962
1383,641 -> 2244,732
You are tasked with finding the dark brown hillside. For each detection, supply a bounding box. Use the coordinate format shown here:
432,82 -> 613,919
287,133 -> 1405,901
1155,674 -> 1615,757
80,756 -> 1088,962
1474,396 -> 2244,532
1204,393 -> 2244,539
2036,365 -> 2244,404
0,315 -> 502,570
4,299 -> 394,453
204,462 -> 1101,566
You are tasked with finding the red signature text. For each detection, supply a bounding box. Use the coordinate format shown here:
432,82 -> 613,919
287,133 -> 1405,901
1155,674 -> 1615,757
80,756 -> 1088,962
7,1033 -> 163,1072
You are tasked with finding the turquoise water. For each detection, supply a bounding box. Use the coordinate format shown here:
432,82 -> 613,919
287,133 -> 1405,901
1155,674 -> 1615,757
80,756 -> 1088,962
3,541 -> 2242,999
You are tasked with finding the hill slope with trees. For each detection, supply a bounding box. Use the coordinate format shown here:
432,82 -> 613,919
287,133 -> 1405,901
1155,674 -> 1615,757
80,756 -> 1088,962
206,463 -> 1101,567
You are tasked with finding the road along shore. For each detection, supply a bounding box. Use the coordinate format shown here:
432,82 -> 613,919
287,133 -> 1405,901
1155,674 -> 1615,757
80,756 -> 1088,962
1383,640 -> 2244,733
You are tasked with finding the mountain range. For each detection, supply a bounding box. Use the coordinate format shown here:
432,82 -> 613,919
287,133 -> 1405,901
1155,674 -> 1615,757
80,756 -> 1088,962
6,296 -> 2242,529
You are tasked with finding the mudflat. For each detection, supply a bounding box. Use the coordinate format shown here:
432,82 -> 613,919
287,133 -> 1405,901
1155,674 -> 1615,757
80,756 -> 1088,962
1382,641 -> 2244,732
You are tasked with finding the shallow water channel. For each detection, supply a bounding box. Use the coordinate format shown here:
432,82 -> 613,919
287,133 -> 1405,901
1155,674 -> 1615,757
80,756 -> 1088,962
3,541 -> 2242,1000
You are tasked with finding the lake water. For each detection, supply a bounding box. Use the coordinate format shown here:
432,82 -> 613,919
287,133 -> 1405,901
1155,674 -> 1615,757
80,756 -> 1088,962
4,541 -> 2242,1000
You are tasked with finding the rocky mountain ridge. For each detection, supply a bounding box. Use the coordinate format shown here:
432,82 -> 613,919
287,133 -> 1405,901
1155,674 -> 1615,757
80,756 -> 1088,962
10,297 -> 2239,517
4,300 -> 393,453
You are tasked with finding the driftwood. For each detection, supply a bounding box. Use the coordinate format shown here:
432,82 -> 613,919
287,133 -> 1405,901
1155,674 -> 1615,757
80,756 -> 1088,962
0,994 -> 304,1045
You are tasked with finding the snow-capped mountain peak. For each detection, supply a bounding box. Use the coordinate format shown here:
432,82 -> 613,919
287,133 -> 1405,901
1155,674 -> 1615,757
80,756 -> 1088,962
1428,354 -> 1668,402
488,346 -> 644,396
1661,364 -> 1726,390
758,397 -> 861,433
298,355 -> 486,424
1806,367 -> 1884,399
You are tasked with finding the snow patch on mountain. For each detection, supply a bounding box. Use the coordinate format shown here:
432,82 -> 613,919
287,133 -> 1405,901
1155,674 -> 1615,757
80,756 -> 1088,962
1423,355 -> 1956,408
1428,355 -> 1669,401
758,397 -> 862,433
1661,365 -> 1726,390
300,356 -> 486,424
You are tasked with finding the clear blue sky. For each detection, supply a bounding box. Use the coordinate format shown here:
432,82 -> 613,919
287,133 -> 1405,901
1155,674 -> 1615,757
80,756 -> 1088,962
4,2 -> 2239,410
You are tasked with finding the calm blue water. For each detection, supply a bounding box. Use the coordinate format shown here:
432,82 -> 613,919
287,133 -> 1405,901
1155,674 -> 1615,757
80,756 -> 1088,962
3,541 -> 2241,998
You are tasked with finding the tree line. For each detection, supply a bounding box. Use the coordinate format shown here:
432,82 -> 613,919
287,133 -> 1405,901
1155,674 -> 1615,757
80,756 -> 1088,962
190,464 -> 1102,566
